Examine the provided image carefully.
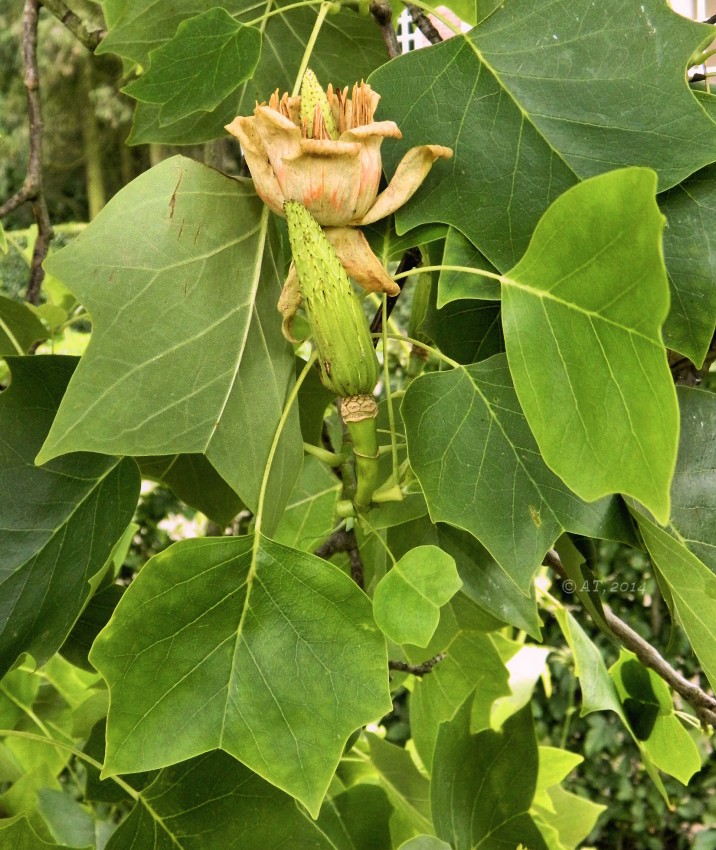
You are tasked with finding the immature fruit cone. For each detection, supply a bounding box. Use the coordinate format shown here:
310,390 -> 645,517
284,201 -> 380,399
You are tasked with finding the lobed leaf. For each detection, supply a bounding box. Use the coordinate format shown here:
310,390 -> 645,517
123,10 -> 261,128
431,701 -> 548,850
37,157 -> 301,535
632,510 -> 716,692
372,0 -> 716,271
90,534 -> 391,815
402,354 -> 635,592
106,751 -> 338,849
503,168 -> 678,523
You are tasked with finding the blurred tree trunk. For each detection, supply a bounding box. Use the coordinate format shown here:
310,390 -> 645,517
80,57 -> 105,219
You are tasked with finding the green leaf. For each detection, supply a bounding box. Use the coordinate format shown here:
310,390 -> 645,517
436,228 -> 500,304
503,168 -> 678,523
398,839 -> 451,850
669,386 -> 716,571
273,456 -> 340,552
553,607 -> 625,719
406,600 -> 510,771
371,1 -> 716,269
123,10 -> 261,128
531,746 -> 606,848
90,534 -> 391,815
364,733 -> 433,835
632,510 -> 716,692
421,289 -> 502,366
60,585 -> 125,672
373,546 -> 462,647
431,702 -> 548,850
35,789 -> 95,849
318,784 -> 393,850
37,157 -> 301,535
660,164 -> 716,366
610,652 -> 701,784
402,354 -> 635,591
533,786 -> 606,850
438,525 -> 542,637
139,454 -> 243,528
126,5 -> 386,145
106,751 -> 338,850
0,816 -> 91,850
553,605 -> 672,800
533,746 -> 583,811
0,295 -> 48,356
491,644 -> 551,729
0,221 -> 7,254
0,356 -> 139,677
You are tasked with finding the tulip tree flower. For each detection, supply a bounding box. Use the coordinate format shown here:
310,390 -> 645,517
225,70 -> 452,340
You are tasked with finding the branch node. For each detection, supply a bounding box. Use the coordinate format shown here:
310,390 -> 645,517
389,653 -> 445,677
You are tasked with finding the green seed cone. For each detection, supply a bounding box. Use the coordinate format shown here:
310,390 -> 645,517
300,69 -> 339,140
284,201 -> 380,398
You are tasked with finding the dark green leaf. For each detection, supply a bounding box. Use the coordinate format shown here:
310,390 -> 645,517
364,733 -> 433,835
406,599 -> 510,770
503,168 -> 678,524
437,525 -> 542,637
127,5 -> 386,145
123,10 -> 261,127
422,290 -> 502,366
372,1 -> 715,272
0,356 -> 139,677
273,456 -> 340,552
632,510 -> 716,692
90,534 -> 391,815
436,228 -> 500,304
106,751 -> 338,850
38,157 -> 301,535
0,816 -> 91,850
660,164 -> 716,366
0,295 -> 48,356
670,386 -> 716,571
431,702 -> 548,850
402,354 -> 635,591
318,784 -> 393,850
60,585 -> 125,672
139,454 -> 243,528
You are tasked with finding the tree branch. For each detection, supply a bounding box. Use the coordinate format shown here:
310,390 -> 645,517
389,653 -> 445,676
603,608 -> 716,727
369,246 -> 422,344
40,0 -> 105,51
546,548 -> 716,728
405,3 -> 443,44
315,527 -> 365,588
0,0 -> 54,305
370,0 -> 400,59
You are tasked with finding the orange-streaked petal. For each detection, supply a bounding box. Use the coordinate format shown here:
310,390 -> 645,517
325,227 -> 400,296
225,116 -> 285,215
281,140 -> 364,226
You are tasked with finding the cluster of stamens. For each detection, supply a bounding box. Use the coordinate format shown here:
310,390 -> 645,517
265,79 -> 378,141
